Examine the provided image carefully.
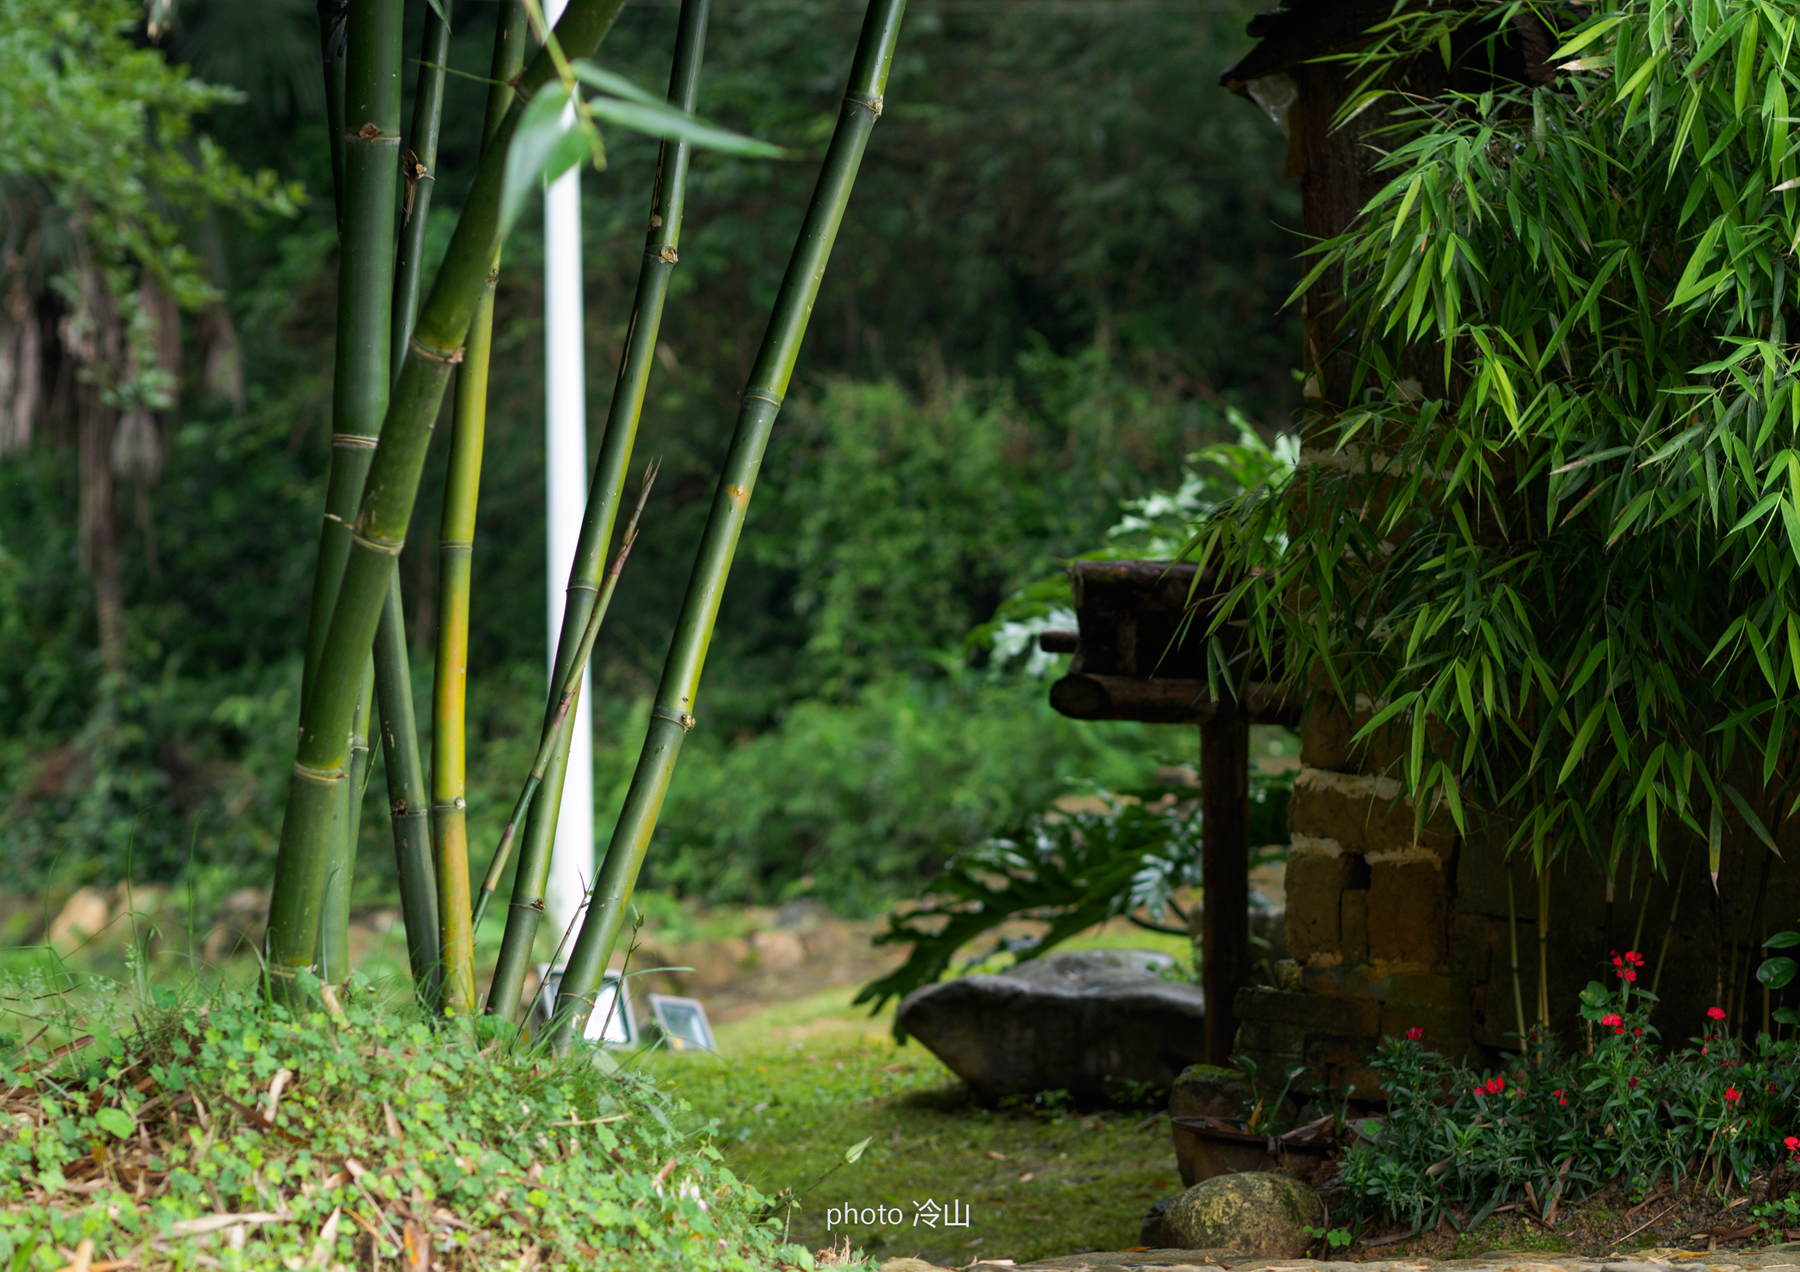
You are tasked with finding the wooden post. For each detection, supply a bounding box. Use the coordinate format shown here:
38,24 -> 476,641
1200,705 -> 1250,1066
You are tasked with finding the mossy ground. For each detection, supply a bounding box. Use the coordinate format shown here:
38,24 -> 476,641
645,982 -> 1184,1268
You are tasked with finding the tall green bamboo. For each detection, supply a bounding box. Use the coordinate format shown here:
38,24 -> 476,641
472,464 -> 657,931
484,0 -> 712,1024
264,0 -> 630,992
370,0 -> 454,1011
429,0 -> 528,1015
290,0 -> 404,981
545,0 -> 908,1045
301,0 -> 404,712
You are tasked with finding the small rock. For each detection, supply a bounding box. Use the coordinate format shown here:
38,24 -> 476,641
1161,1171 -> 1321,1256
48,888 -> 111,948
1140,1192 -> 1183,1247
896,949 -> 1205,1101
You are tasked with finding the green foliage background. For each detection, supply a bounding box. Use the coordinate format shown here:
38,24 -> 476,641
0,0 -> 1300,910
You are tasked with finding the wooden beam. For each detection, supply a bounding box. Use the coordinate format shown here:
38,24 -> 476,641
1048,674 -> 1299,727
1200,708 -> 1251,1067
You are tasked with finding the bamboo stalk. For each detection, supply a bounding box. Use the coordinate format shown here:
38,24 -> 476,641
319,657 -> 374,981
427,0 -> 528,1016
485,0 -> 712,1023
374,577 -> 437,1007
276,0 -> 405,984
1537,865 -> 1551,1030
473,462 -> 659,934
1507,865 -> 1526,1044
391,5 -> 451,376
1651,855 -> 1687,997
318,0 -> 348,232
301,0 -> 405,712
266,0 -> 633,992
545,0 -> 910,1046
368,0 -> 455,1013
1630,866 -> 1652,956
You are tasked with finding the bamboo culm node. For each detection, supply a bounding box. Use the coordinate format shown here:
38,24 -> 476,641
543,0 -> 909,1049
470,461 -> 660,931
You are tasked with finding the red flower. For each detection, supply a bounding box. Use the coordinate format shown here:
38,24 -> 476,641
1405,1026 -> 1424,1041
1625,951 -> 1645,966
1619,968 -> 1638,982
1554,1088 -> 1567,1106
1611,952 -> 1623,967
1708,1006 -> 1727,1022
1484,1077 -> 1505,1095
1602,1014 -> 1622,1027
1628,1077 -> 1638,1088
1785,1136 -> 1800,1152
1725,1087 -> 1741,1103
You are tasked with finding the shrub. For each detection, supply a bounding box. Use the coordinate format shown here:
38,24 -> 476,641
1339,960 -> 1800,1232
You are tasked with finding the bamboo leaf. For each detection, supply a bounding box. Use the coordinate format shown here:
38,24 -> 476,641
1557,701 -> 1608,786
570,60 -> 667,106
501,82 -> 578,238
578,93 -> 786,159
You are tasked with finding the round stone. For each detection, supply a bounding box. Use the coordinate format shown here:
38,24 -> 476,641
1161,1170 -> 1323,1256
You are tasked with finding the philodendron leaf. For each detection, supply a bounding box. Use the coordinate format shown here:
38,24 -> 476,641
1757,955 -> 1797,989
501,82 -> 577,239
94,1107 -> 134,1139
1765,929 -> 1800,948
844,1136 -> 872,1164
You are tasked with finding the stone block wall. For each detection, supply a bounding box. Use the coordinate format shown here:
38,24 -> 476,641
1230,694 -> 1800,1105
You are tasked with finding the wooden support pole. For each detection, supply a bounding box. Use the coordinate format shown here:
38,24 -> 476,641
1200,705 -> 1250,1067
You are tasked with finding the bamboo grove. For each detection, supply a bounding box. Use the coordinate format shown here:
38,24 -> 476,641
1195,0 -> 1800,904
265,0 -> 901,1040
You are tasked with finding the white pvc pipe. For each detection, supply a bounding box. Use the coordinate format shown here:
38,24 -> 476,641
543,0 -> 593,945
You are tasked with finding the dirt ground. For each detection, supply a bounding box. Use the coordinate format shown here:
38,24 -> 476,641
1328,1170 -> 1800,1260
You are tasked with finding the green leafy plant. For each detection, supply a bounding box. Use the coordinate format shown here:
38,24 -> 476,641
1304,1223 -> 1354,1250
1194,0 -> 1800,897
1761,925 -> 1800,1026
854,775 -> 1291,1023
1339,960 -> 1800,1232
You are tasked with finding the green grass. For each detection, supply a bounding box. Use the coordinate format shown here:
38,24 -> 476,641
0,977 -> 816,1271
646,986 -> 1183,1267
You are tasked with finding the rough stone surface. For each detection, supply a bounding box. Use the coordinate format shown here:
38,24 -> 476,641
1140,1193 -> 1182,1247
896,949 -> 1204,1100
1367,859 -> 1448,966
1161,1172 -> 1322,1256
1283,854 -> 1350,959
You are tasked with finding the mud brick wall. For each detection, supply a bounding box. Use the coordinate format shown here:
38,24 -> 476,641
1231,694 -> 1800,1105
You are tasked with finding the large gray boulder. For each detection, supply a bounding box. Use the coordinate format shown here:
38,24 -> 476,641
895,949 -> 1205,1101
1161,1171 -> 1321,1255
